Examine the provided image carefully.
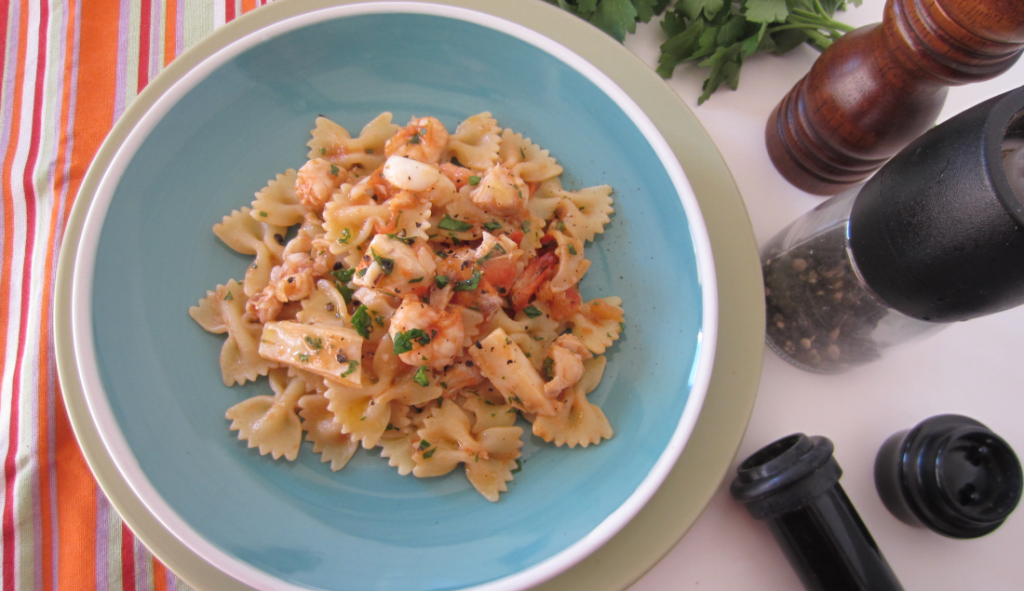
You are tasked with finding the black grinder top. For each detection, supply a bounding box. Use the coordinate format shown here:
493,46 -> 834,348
849,85 -> 1024,322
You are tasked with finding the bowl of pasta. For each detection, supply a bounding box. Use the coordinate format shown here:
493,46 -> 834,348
65,2 -> 717,590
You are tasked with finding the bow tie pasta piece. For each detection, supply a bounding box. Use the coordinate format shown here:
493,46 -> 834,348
553,185 -> 614,244
532,356 -> 613,448
226,369 -> 307,460
443,112 -> 502,171
468,327 -> 558,417
307,113 -> 399,172
413,401 -> 523,502
249,170 -> 306,227
258,320 -> 363,386
325,336 -> 443,449
296,279 -> 353,328
548,230 -> 590,293
569,297 -> 625,356
461,391 -> 519,434
297,393 -> 359,471
498,129 -> 563,183
213,206 -> 287,259
189,280 -> 276,386
323,200 -> 390,256
481,301 -> 561,372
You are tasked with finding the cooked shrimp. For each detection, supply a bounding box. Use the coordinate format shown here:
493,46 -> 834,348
352,233 -> 437,296
470,164 -> 528,217
388,297 -> 465,370
385,116 -> 449,164
542,334 -> 592,397
295,158 -> 348,212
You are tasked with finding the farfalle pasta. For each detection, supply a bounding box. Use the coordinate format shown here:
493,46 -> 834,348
189,112 -> 624,501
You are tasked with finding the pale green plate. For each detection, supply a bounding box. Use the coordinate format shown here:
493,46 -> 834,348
53,1 -> 764,589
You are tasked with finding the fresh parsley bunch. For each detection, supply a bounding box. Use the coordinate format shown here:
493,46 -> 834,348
551,0 -> 860,104
659,0 -> 861,103
549,0 -> 673,42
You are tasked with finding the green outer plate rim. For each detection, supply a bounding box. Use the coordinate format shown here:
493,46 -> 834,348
52,1 -> 765,589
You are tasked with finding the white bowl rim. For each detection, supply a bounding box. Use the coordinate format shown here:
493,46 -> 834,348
69,3 -> 719,590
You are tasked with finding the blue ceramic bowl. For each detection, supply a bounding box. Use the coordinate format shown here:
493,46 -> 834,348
71,4 -> 717,590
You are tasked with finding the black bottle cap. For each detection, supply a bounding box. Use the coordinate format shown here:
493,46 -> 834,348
874,414 -> 1023,538
731,433 -> 842,520
848,85 -> 1024,322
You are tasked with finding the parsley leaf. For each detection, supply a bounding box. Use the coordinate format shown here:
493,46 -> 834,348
351,305 -> 372,339
453,269 -> 481,292
523,305 -> 543,318
434,275 -> 450,289
339,361 -> 359,378
371,248 -> 395,275
304,336 -> 323,350
332,268 -> 355,283
468,175 -> 481,186
437,214 -> 474,233
393,328 -> 431,355
483,220 -> 502,231
413,365 -> 430,387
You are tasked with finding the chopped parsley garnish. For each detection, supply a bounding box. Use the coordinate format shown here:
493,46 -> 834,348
339,361 -> 359,378
224,291 -> 234,301
437,214 -> 474,233
519,147 -> 526,159
453,269 -> 481,292
419,440 -> 431,449
356,267 -> 368,277
543,357 -> 555,380
521,220 -> 530,232
334,281 -> 354,305
568,244 -> 578,256
434,275 -> 450,289
408,131 -> 422,145
329,163 -> 340,176
386,232 -> 414,245
523,305 -> 542,318
365,148 -> 373,154
619,322 -> 626,332
478,243 -> 506,263
304,336 -> 323,350
511,459 -> 522,474
468,175 -> 481,186
337,228 -> 351,244
332,268 -> 355,283
483,220 -> 501,231
435,250 -> 448,259
319,147 -> 326,156
408,277 -> 424,284
413,365 -> 430,387
374,313 -> 385,327
351,305 -> 372,338
556,220 -> 566,231
258,211 -> 268,217
371,248 -> 395,275
296,353 -> 310,363
422,448 -> 436,459
393,328 -> 432,355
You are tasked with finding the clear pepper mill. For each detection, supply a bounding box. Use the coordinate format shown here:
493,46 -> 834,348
763,85 -> 1024,373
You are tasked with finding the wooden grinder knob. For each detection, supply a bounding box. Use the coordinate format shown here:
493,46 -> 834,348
766,0 -> 1024,195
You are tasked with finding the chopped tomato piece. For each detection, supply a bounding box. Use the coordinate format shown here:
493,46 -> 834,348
508,229 -> 524,245
537,284 -> 582,321
482,255 -> 518,292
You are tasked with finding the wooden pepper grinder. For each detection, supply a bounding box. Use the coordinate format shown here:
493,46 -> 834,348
766,0 -> 1024,195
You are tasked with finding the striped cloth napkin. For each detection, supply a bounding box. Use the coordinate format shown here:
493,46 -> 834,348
1,2 -> 272,589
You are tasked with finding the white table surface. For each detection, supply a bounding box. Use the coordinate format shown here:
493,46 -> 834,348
620,2 -> 1024,590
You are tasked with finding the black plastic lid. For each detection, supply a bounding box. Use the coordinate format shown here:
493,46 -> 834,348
849,85 -> 1024,322
731,433 -> 842,520
898,415 -> 1023,538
